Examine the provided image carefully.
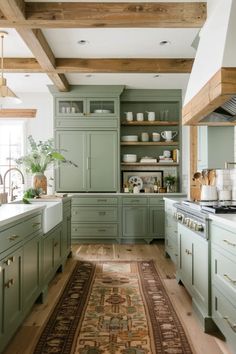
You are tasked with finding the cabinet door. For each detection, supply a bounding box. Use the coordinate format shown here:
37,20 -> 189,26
178,224 -> 193,292
122,206 -> 148,237
62,205 -> 71,259
87,131 -> 118,191
23,234 -> 41,310
149,206 -> 165,239
2,248 -> 23,334
87,98 -> 118,118
55,131 -> 87,192
53,226 -> 62,269
55,98 -> 85,117
192,236 -> 209,312
42,232 -> 54,283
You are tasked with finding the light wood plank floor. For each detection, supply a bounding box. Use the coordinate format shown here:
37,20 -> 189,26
3,242 -> 233,354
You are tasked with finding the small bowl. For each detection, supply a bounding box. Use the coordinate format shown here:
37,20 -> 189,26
121,135 -> 138,142
122,154 -> 137,163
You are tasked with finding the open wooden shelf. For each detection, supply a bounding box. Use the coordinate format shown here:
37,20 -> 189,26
121,120 -> 179,126
120,141 -> 179,146
121,162 -> 179,167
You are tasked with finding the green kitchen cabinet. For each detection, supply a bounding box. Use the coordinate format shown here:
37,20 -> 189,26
1,247 -> 23,346
210,220 -> 236,353
122,206 -> 148,240
61,200 -> 72,262
55,130 -> 118,192
178,223 -> 211,331
149,207 -> 165,238
42,224 -> 62,284
22,233 -> 42,313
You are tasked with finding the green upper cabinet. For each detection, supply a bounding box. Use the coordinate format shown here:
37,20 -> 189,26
55,130 -> 118,192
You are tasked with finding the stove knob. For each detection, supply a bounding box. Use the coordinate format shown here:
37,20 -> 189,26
176,213 -> 184,222
190,221 -> 196,230
196,224 -> 204,232
185,218 -> 190,226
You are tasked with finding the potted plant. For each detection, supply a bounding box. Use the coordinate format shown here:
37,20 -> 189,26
164,175 -> 176,193
15,135 -> 78,194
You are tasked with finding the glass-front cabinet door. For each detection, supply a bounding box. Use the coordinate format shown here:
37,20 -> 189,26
87,98 -> 118,117
55,98 -> 85,117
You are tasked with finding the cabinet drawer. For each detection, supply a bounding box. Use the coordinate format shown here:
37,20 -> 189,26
212,247 -> 236,303
72,197 -> 118,206
72,223 -> 118,238
149,197 -> 164,206
0,214 -> 42,254
212,286 -> 236,353
72,206 -> 118,222
211,223 -> 236,257
122,197 -> 148,205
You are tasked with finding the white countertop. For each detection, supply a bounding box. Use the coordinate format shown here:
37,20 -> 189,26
0,204 -> 44,228
163,195 -> 187,203
208,213 -> 236,229
71,192 -> 186,197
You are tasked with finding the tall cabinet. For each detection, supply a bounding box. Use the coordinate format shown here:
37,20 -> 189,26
50,85 -> 124,192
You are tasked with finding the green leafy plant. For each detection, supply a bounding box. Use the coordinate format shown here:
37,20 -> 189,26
23,187 -> 41,199
164,175 -> 176,186
15,135 -> 78,173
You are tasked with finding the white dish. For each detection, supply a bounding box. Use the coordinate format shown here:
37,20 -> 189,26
121,135 -> 138,142
94,109 -> 111,113
128,176 -> 143,190
122,154 -> 137,163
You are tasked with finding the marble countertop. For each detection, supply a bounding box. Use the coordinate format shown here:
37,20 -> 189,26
0,204 -> 44,228
208,213 -> 236,229
163,195 -> 187,203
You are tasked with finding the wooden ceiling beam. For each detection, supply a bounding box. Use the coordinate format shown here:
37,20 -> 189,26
0,0 -> 69,91
0,2 -> 207,28
3,58 -> 194,74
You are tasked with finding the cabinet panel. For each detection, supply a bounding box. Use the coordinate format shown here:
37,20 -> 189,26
178,224 -> 193,293
55,131 -> 87,192
88,131 -> 118,191
72,223 -> 118,238
72,196 -> 118,206
122,206 -> 148,237
23,234 -> 41,310
62,202 -> 71,259
122,197 -> 148,205
42,232 -> 54,283
149,206 -> 165,238
2,248 -> 22,334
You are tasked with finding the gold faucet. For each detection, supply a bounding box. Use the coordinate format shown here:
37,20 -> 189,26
3,168 -> 25,202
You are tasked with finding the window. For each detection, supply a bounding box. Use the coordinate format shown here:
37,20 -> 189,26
0,121 -> 25,200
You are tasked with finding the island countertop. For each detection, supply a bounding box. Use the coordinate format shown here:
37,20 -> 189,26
0,204 -> 44,228
208,213 -> 236,230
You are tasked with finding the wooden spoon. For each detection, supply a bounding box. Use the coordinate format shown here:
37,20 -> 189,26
208,169 -> 216,186
202,170 -> 209,185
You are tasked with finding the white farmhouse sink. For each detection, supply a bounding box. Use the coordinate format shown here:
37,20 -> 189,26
11,200 -> 63,233
29,201 -> 63,233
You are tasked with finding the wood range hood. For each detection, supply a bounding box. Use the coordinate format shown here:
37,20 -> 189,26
182,67 -> 236,126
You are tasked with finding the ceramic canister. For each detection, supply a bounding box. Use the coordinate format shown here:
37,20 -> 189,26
136,113 -> 144,121
141,132 -> 149,142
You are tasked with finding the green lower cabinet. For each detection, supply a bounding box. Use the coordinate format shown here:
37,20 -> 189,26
178,223 -> 211,331
61,201 -> 71,261
149,206 -> 165,239
42,224 -> 62,284
122,206 -> 148,241
23,234 -> 42,313
0,247 -> 23,348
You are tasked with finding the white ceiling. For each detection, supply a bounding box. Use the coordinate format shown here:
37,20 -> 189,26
1,2 -> 201,95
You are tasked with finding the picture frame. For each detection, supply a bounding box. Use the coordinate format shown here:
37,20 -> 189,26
122,170 -> 163,192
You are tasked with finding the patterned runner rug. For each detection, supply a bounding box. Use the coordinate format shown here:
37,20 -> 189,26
33,261 -> 193,354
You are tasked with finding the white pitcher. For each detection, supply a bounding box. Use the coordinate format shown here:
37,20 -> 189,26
161,130 -> 178,141
146,111 -> 155,121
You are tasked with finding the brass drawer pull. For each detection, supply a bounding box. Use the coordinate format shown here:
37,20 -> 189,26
32,222 -> 41,227
54,242 -> 59,247
4,256 -> 15,266
223,317 -> 236,332
223,274 -> 236,285
5,278 -> 14,288
223,239 -> 236,247
98,211 -> 106,216
97,199 -> 107,202
98,229 -> 106,232
185,249 -> 192,255
8,234 -> 19,241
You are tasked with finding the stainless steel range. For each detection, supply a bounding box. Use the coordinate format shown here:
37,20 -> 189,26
175,201 -> 208,239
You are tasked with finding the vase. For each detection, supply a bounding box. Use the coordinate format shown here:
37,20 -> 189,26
32,173 -> 47,194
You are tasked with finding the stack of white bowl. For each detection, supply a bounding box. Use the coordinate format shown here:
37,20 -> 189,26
122,154 -> 137,163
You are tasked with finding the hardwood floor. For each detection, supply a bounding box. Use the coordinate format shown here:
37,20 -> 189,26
3,242 -> 233,354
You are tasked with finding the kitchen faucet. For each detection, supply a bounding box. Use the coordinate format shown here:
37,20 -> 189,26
3,167 -> 25,202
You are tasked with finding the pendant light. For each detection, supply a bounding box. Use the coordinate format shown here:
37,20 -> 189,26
0,31 -> 21,105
